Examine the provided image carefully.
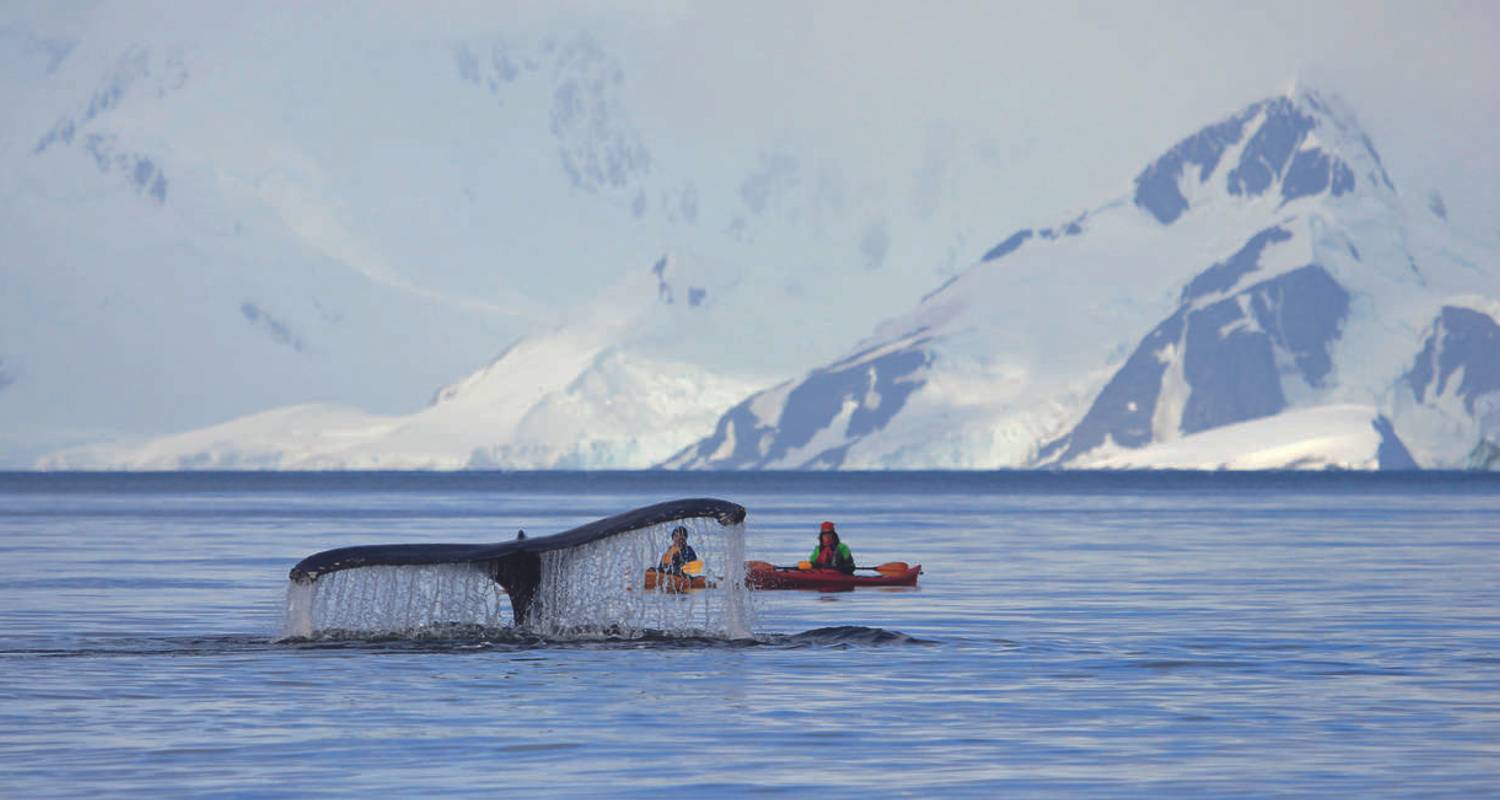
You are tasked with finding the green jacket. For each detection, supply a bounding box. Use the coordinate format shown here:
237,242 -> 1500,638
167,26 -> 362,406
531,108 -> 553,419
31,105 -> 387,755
809,542 -> 854,573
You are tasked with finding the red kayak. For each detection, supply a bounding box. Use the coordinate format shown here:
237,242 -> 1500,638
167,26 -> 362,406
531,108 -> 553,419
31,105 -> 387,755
744,560 -> 922,590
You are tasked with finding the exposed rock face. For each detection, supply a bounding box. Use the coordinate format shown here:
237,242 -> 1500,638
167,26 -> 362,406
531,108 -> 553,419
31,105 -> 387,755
1460,389 -> 1500,472
1037,231 -> 1350,465
667,87 -> 1492,471
1468,438 -> 1500,471
1132,97 -> 1369,226
1405,307 -> 1500,415
664,337 -> 932,470
1373,416 -> 1419,470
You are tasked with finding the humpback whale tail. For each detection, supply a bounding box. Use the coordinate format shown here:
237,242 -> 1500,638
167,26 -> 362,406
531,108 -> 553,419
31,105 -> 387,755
284,498 -> 751,638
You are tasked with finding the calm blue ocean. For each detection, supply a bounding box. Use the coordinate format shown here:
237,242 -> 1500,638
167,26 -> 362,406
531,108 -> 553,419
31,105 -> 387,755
2,471 -> 1497,797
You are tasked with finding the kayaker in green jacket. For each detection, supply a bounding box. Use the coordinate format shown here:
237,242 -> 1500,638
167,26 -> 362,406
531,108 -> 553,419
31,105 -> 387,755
807,521 -> 855,574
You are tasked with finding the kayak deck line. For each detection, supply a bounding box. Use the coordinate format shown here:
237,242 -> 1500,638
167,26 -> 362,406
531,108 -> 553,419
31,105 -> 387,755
643,562 -> 923,592
744,562 -> 922,590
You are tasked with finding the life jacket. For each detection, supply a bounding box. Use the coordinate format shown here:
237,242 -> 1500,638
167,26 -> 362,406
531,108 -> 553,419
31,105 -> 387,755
660,543 -> 697,574
810,533 -> 854,573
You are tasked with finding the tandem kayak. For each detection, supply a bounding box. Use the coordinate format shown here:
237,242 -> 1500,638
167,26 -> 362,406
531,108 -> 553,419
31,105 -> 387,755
744,561 -> 922,590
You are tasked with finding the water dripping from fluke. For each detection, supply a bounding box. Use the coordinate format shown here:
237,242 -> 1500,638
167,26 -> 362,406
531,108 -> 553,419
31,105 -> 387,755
281,498 -> 757,642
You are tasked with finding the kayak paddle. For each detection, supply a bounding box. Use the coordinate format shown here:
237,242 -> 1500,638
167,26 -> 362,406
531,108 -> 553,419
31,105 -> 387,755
857,561 -> 912,575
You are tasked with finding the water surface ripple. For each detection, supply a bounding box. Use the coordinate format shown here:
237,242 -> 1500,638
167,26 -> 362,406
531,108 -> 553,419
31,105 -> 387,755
2,471 -> 1497,797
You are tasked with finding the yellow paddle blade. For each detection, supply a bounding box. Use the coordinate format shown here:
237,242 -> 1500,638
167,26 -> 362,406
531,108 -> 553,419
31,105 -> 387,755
872,561 -> 910,575
797,560 -> 813,570
683,559 -> 704,576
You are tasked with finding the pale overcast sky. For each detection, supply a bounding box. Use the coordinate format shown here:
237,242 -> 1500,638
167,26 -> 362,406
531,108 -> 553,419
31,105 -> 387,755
608,0 -> 1499,236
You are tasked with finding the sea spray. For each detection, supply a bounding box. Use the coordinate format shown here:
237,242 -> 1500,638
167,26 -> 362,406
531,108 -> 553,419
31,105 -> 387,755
280,517 -> 756,640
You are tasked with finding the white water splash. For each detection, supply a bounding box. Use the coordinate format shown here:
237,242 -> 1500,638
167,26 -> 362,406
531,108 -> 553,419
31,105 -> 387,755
531,518 -> 755,638
280,518 -> 756,640
284,580 -> 315,639
280,564 -> 507,639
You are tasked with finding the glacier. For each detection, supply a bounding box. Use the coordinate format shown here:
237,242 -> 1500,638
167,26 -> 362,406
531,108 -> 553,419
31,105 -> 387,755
7,5 -> 1497,471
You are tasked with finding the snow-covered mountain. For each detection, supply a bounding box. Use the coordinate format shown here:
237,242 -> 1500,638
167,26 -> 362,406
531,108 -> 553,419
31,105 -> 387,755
5,5 -> 1022,467
1467,390 -> 1500,470
666,88 -> 1500,470
1395,305 -> 1500,469
41,253 -> 768,469
13,3 -> 1496,472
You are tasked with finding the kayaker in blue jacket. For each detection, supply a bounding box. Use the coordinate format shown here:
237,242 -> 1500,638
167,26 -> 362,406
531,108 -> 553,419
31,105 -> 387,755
807,521 -> 855,574
653,526 -> 699,576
